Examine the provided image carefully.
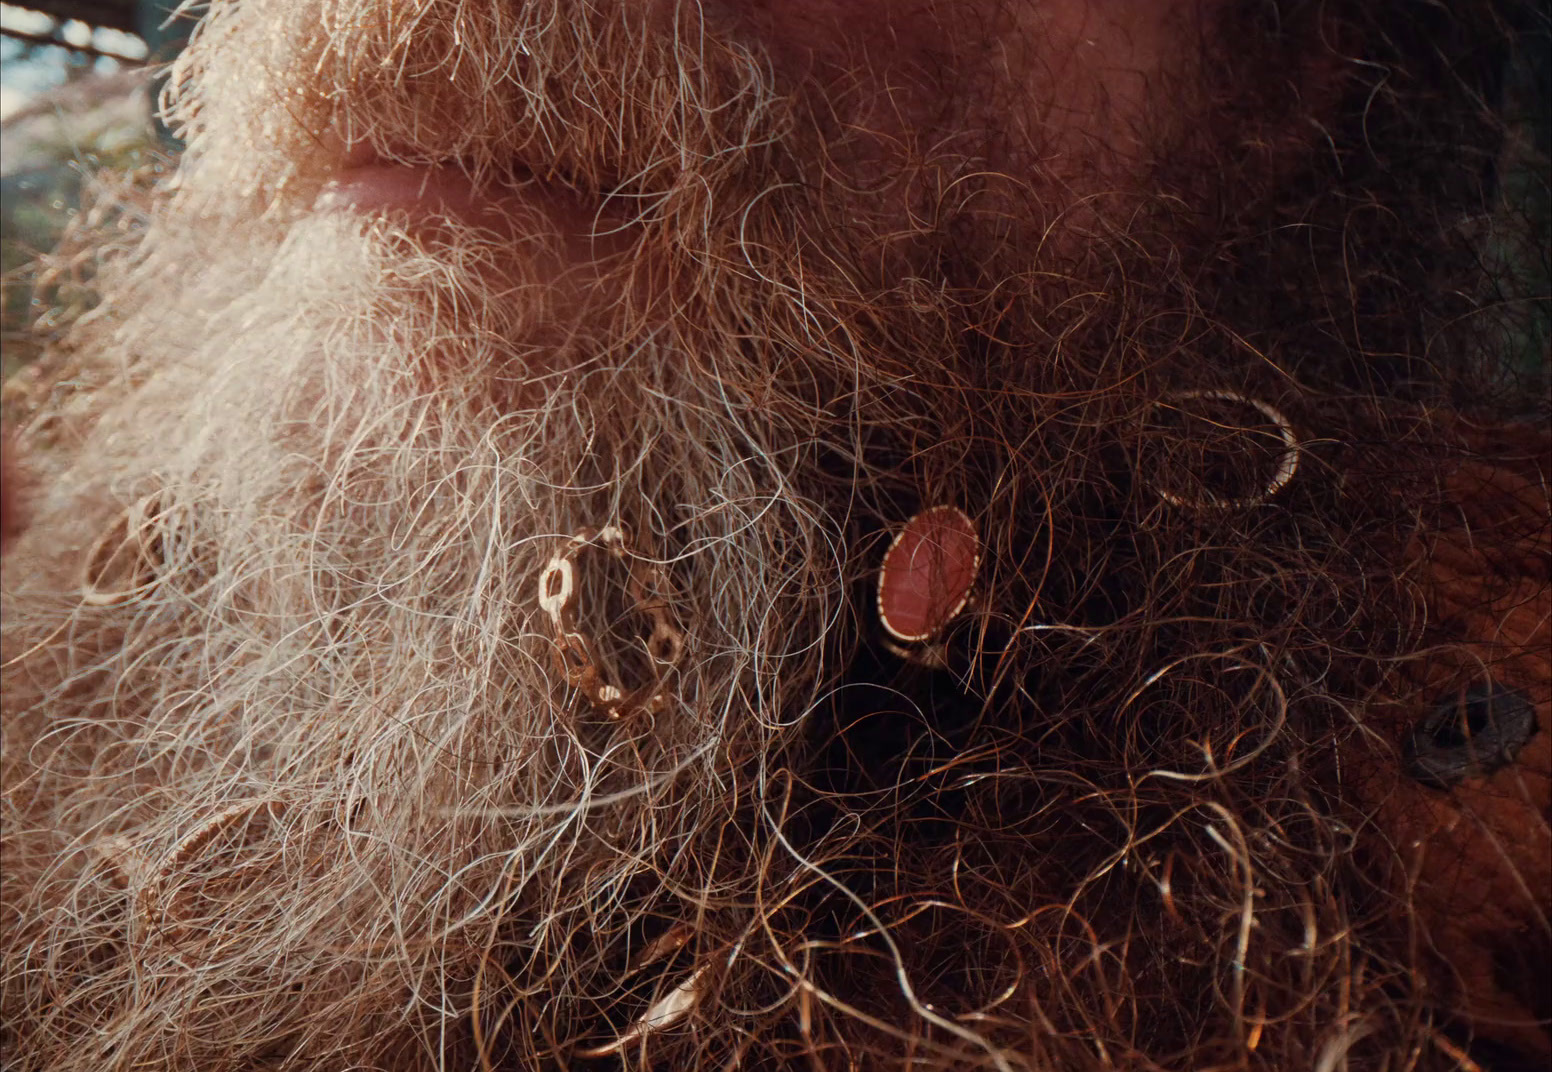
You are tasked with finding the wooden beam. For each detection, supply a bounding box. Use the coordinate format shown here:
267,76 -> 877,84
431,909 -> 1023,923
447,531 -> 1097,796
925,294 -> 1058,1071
1,24 -> 146,64
5,2 -> 138,35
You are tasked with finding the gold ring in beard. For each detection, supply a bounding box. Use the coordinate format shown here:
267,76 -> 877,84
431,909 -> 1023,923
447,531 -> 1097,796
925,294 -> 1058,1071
537,525 -> 685,719
1146,390 -> 1300,511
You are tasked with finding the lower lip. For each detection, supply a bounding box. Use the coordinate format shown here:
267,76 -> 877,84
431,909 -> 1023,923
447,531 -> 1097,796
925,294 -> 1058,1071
315,162 -> 491,217
314,162 -> 625,253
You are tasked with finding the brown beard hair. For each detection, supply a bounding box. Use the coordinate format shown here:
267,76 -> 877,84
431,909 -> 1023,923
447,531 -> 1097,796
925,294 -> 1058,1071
3,1 -> 1547,1069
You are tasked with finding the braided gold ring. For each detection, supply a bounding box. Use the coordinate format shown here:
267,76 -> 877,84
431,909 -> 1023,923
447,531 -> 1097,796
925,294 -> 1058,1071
537,526 -> 684,719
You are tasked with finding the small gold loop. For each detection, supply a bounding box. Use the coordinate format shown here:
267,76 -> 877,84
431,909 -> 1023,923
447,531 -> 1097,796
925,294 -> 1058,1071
80,493 -> 174,606
140,799 -> 288,945
1146,390 -> 1300,511
646,620 -> 684,667
537,556 -> 574,619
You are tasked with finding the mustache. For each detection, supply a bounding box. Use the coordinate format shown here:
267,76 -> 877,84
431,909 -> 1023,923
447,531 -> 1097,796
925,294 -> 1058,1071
167,0 -> 794,214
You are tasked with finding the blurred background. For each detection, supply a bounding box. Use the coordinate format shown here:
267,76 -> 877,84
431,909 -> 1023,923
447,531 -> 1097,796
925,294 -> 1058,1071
2,1 -> 187,379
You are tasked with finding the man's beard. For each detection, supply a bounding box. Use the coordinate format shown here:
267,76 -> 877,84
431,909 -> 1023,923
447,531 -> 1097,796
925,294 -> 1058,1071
3,1 -> 1545,1070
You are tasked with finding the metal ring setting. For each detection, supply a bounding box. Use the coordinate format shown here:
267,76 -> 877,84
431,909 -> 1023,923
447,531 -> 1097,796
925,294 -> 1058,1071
538,526 -> 684,719
1147,390 -> 1300,510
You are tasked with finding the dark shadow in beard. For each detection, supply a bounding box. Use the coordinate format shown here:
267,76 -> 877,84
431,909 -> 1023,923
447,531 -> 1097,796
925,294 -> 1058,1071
768,2 -> 1549,1068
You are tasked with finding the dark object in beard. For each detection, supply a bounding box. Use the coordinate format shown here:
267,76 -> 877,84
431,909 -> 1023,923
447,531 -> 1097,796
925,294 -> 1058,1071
1403,682 -> 1540,789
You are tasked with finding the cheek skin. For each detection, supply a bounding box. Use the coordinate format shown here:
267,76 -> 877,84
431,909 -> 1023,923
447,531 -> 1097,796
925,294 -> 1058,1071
710,0 -> 1211,165
1002,0 -> 1206,157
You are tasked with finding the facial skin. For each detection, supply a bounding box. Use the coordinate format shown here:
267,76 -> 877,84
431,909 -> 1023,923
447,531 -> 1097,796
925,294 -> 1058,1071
1,2 -> 1546,1070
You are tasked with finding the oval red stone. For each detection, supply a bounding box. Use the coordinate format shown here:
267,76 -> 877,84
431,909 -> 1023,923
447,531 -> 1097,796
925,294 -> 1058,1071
876,505 -> 980,642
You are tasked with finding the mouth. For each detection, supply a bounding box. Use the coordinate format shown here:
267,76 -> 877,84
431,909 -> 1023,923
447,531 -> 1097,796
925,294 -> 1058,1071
315,159 -> 502,218
314,147 -> 633,257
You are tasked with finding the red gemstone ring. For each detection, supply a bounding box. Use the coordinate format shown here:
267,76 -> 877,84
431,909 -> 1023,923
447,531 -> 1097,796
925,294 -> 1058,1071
875,505 -> 981,658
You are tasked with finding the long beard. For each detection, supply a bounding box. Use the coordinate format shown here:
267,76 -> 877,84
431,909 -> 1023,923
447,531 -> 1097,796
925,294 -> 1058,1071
0,172 -> 873,1058
4,1 -> 1545,1070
